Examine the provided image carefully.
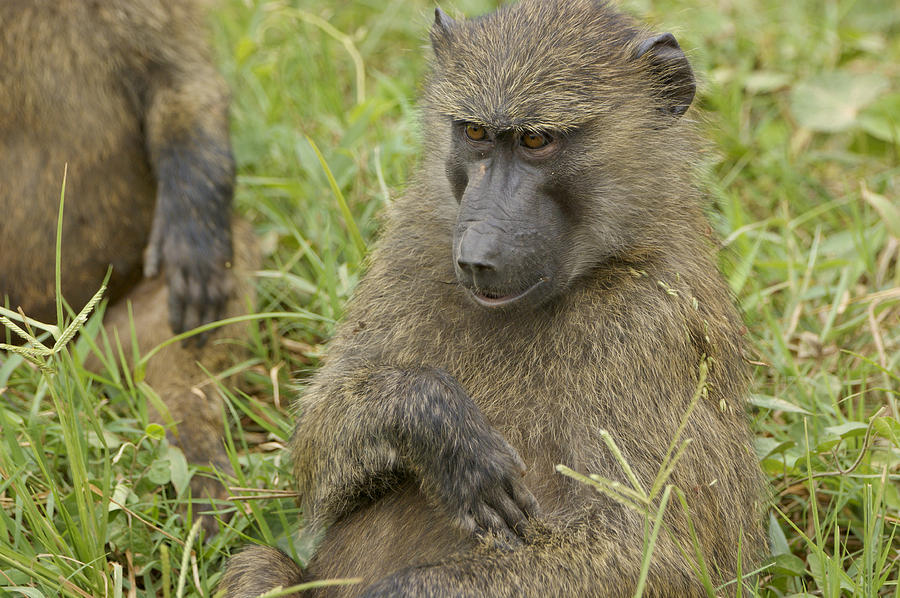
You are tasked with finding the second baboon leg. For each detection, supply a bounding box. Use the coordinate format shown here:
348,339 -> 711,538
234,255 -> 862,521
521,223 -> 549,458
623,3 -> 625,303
97,220 -> 258,534
220,546 -> 307,598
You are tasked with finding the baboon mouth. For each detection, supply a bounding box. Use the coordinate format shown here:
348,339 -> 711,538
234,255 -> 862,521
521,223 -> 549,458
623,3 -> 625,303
470,279 -> 546,308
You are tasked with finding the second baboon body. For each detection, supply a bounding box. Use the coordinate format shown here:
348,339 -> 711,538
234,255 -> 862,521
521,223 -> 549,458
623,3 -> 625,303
1,1 -> 247,533
0,1 -> 234,331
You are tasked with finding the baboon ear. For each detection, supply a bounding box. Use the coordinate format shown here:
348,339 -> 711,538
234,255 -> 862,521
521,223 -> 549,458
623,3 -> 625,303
634,33 -> 695,118
431,7 -> 457,59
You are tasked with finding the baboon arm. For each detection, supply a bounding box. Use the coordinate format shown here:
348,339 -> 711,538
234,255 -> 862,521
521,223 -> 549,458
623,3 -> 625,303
359,526 -> 709,598
292,365 -> 540,544
142,63 -> 235,336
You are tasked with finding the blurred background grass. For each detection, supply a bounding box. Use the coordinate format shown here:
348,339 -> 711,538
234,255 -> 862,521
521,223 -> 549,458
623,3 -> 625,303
0,0 -> 897,595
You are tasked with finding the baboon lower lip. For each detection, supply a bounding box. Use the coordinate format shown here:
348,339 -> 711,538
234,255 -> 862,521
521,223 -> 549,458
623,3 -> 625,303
470,279 -> 546,308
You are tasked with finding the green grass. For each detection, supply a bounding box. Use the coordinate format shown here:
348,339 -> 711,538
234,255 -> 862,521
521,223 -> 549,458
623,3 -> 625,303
1,0 -> 898,595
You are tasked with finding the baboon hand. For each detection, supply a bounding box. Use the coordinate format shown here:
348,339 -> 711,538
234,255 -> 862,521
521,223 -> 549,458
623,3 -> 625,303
450,427 -> 540,545
144,214 -> 233,341
296,367 -> 541,545
398,369 -> 541,545
414,419 -> 540,545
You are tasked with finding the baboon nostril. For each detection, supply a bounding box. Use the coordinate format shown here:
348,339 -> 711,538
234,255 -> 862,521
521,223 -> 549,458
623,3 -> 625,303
457,257 -> 496,275
456,227 -> 500,276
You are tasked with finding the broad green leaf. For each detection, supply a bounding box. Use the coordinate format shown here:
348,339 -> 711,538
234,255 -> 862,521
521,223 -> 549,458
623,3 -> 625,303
878,477 -> 900,510
807,552 -> 854,591
167,444 -> 190,496
815,437 -> 841,453
861,185 -> 900,239
771,553 -> 807,576
745,71 -> 791,94
768,511 -> 790,555
790,72 -> 889,133
872,416 -> 900,448
816,421 -> 869,452
145,423 -> 166,441
755,436 -> 797,459
86,429 -> 122,450
824,421 -> 869,438
108,480 -> 131,513
147,457 -> 171,486
750,394 -> 812,415
760,458 -> 787,476
858,92 -> 900,143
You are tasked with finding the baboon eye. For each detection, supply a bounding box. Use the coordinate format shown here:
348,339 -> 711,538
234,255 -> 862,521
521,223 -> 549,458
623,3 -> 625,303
521,131 -> 550,149
465,123 -> 487,141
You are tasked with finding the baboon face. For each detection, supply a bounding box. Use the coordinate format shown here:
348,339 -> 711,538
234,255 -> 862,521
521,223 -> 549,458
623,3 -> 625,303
430,0 -> 696,311
445,120 -> 573,310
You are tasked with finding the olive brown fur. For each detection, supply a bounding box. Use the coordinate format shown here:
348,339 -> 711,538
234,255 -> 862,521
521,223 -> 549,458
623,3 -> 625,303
221,0 -> 765,595
0,0 -> 250,533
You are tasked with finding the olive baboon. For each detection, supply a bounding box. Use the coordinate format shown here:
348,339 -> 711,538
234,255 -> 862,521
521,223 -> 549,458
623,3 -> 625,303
0,1 -> 251,530
221,0 -> 765,595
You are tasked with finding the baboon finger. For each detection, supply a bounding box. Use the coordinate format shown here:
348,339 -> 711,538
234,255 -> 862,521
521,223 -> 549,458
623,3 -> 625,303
490,431 -> 527,476
167,269 -> 188,334
195,285 -> 226,347
456,511 -> 478,536
194,304 -> 218,347
180,273 -> 206,337
144,245 -> 162,278
489,488 -> 530,538
510,478 -> 541,519
508,447 -> 527,476
472,503 -> 521,549
143,219 -> 164,278
207,280 -> 228,323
